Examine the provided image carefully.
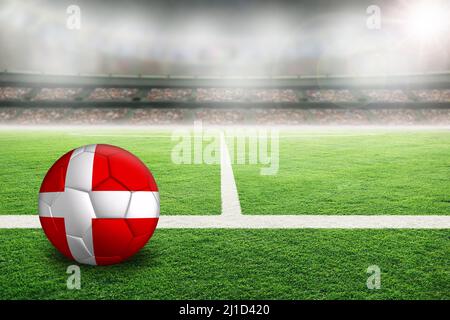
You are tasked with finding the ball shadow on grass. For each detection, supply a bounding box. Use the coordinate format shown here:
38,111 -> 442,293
42,240 -> 163,270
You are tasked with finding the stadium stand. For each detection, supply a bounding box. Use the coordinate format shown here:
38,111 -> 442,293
2,107 -> 450,125
360,89 -> 410,103
148,89 -> 194,102
1,87 -> 450,104
411,89 -> 450,102
0,87 -> 32,100
304,89 -> 358,102
0,72 -> 449,125
129,108 -> 186,124
32,88 -> 82,101
88,88 -> 139,101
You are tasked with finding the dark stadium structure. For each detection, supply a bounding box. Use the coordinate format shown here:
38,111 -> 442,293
1,71 -> 450,125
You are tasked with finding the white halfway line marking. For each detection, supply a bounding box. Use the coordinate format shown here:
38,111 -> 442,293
1,215 -> 450,229
220,133 -> 242,217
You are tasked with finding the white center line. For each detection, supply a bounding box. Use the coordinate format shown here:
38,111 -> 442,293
220,133 -> 242,217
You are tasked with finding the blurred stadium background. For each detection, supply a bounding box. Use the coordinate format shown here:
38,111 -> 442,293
0,72 -> 449,125
0,0 -> 449,125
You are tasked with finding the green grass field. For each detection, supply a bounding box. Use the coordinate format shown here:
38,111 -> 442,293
1,129 -> 449,215
232,130 -> 450,215
0,127 -> 449,300
0,130 -> 220,215
0,229 -> 448,299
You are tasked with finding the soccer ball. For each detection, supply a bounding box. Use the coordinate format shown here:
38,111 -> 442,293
38,144 -> 159,266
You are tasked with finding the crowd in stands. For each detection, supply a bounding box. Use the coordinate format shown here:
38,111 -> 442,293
411,89 -> 450,102
2,87 -> 450,103
14,108 -> 69,124
360,89 -> 410,103
129,108 -> 185,124
195,109 -> 247,124
196,88 -> 247,102
252,108 -> 450,125
148,89 -> 194,102
2,107 -> 450,125
0,108 -> 20,121
2,108 -> 130,124
305,89 -> 358,102
1,85 -> 450,125
246,89 -> 298,102
32,88 -> 82,101
0,87 -> 32,100
88,88 -> 139,100
66,108 -> 130,124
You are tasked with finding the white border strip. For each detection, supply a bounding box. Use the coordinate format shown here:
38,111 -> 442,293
1,215 -> 449,229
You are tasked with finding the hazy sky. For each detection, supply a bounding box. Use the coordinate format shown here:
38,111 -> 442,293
0,0 -> 448,75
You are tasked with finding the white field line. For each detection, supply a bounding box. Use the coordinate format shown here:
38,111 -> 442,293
1,127 -> 450,229
220,133 -> 242,217
1,215 -> 450,229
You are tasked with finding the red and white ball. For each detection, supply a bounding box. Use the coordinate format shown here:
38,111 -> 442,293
39,144 -> 159,265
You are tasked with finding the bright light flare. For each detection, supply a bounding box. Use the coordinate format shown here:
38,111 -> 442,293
404,2 -> 448,39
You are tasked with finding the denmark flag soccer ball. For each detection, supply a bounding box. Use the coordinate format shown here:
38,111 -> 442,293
38,144 -> 159,266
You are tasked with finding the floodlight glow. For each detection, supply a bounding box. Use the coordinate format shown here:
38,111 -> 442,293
405,2 -> 448,39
